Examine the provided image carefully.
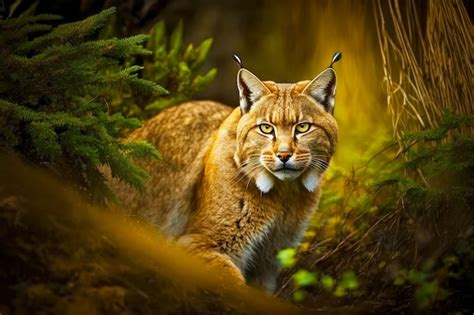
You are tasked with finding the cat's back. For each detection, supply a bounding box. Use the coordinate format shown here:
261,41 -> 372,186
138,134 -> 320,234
129,100 -> 232,163
109,101 -> 233,235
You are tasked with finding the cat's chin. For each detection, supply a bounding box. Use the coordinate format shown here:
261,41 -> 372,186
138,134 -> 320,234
255,169 -> 305,193
272,169 -> 303,181
255,169 -> 319,193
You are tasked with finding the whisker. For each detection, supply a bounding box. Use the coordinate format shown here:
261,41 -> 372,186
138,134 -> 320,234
233,155 -> 260,168
233,166 -> 257,183
309,161 -> 328,173
311,160 -> 328,167
234,164 -> 262,184
312,157 -> 329,164
309,165 -> 325,173
246,176 -> 253,190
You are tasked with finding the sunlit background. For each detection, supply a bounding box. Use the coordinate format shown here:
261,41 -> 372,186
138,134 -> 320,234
159,0 -> 391,167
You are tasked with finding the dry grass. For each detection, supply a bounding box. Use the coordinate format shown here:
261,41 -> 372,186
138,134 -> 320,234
374,0 -> 473,146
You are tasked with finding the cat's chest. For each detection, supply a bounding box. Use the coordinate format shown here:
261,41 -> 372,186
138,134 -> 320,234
221,197 -> 276,250
225,192 -> 315,268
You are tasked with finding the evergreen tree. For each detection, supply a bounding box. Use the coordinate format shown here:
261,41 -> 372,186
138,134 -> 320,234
0,4 -> 165,201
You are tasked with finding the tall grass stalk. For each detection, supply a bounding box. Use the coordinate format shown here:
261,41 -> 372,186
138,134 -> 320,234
374,0 -> 472,146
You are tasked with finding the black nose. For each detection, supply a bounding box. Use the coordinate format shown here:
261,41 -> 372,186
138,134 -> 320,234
276,151 -> 292,163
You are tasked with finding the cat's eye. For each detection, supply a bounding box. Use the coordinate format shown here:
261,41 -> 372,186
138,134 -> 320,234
295,123 -> 310,133
258,123 -> 274,134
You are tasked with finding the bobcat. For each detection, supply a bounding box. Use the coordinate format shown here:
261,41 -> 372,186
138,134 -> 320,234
107,65 -> 338,292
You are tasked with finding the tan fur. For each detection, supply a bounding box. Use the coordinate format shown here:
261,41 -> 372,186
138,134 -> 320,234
106,69 -> 338,292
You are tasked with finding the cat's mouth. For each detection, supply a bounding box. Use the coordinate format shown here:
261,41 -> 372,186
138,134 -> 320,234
271,166 -> 304,181
274,166 -> 302,172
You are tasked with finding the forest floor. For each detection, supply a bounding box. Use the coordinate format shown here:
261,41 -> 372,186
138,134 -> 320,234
1,150 -> 472,314
0,155 -> 296,315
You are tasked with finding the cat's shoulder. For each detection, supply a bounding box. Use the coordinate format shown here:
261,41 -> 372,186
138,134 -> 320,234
128,100 -> 234,142
152,100 -> 232,123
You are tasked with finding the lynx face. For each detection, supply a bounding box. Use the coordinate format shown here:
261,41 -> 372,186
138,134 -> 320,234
234,68 -> 338,193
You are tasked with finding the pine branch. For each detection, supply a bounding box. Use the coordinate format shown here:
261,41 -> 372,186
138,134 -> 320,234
0,7 -> 160,202
16,7 -> 117,54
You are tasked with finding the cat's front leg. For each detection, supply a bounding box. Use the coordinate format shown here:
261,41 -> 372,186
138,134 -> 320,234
177,233 -> 245,286
255,267 -> 279,293
246,255 -> 280,293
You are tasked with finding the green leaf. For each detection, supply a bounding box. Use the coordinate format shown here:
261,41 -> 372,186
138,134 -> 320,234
334,284 -> 346,297
169,20 -> 183,55
192,68 -> 217,90
191,38 -> 213,71
276,248 -> 297,268
292,269 -> 317,288
183,43 -> 194,61
340,271 -> 358,290
149,20 -> 166,51
178,61 -> 190,77
321,275 -> 335,290
9,0 -> 25,18
292,290 -> 305,302
415,280 -> 438,309
394,275 -> 406,286
17,1 -> 38,19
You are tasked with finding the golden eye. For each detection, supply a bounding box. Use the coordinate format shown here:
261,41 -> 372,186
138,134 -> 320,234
259,123 -> 274,134
296,123 -> 310,133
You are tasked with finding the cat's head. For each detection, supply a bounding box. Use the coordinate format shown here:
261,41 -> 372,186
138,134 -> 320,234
233,67 -> 338,193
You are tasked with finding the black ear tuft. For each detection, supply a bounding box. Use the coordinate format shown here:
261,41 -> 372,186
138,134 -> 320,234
233,53 -> 244,68
330,51 -> 342,68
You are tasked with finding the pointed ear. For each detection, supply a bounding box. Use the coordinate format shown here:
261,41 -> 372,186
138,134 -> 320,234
302,68 -> 337,114
237,68 -> 271,114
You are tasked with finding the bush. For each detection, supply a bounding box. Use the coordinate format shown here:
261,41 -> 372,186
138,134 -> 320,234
106,20 -> 217,119
276,113 -> 474,311
0,5 -> 163,202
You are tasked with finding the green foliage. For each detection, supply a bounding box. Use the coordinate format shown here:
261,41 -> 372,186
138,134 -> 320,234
277,248 -> 297,268
107,20 -> 217,119
402,112 -> 474,142
392,236 -> 474,309
292,289 -> 306,303
320,275 -> 335,290
293,269 -> 318,287
373,114 -> 472,310
278,113 -> 473,309
284,266 -> 359,302
0,5 -> 161,201
394,264 -> 450,309
291,269 -> 318,303
375,112 -> 474,208
334,271 -> 359,297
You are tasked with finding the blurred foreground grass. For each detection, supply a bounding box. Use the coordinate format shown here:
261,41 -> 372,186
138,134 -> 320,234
0,154 -> 295,315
